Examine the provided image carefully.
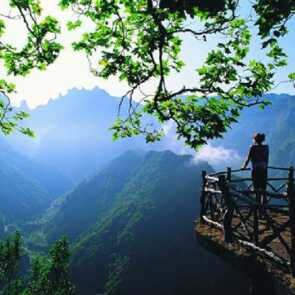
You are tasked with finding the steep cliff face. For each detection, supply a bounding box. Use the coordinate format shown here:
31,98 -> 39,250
195,221 -> 295,295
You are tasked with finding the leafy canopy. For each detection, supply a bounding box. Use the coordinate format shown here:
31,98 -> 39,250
1,0 -> 294,147
0,0 -> 62,137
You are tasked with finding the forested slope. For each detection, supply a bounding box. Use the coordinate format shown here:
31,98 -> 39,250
215,93 -> 295,168
44,150 -> 248,295
0,138 -> 71,226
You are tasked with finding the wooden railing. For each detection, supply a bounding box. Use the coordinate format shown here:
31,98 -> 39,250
200,166 -> 295,276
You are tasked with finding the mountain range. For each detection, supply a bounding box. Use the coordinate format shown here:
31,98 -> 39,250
214,93 -> 295,168
35,150 -> 249,295
4,89 -> 293,193
0,137 -> 71,230
6,88 -> 168,183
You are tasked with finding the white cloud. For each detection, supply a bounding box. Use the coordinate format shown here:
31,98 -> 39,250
161,121 -> 242,168
193,143 -> 242,167
162,121 -> 175,136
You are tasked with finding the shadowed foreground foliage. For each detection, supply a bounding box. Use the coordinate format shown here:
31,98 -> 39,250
0,233 -> 75,295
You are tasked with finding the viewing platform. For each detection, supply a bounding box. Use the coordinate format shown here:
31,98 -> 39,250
195,166 -> 295,294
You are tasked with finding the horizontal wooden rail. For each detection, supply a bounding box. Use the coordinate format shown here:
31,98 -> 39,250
268,166 -> 291,171
209,171 -> 227,177
230,168 -> 251,173
205,175 -> 219,182
204,188 -> 222,194
230,178 -> 253,182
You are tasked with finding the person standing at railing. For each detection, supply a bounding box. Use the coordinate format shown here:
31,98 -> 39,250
242,133 -> 269,205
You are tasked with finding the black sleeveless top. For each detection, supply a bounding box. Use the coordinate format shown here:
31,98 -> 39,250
248,144 -> 269,169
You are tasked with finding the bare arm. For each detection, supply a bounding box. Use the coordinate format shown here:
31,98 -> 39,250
242,146 -> 252,169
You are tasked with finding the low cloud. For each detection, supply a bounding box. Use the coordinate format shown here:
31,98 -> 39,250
161,121 -> 242,169
192,143 -> 242,168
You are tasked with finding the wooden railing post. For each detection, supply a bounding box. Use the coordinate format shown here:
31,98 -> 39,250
253,206 -> 259,245
253,168 -> 259,245
200,170 -> 207,224
227,167 -> 232,182
287,166 -> 295,276
219,174 -> 233,243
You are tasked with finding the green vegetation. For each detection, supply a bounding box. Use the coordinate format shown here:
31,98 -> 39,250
9,93 -> 292,294
0,138 -> 71,225
3,149 -> 214,294
0,1 -> 294,146
213,93 -> 295,169
0,233 -> 75,295
42,150 -> 213,294
104,255 -> 129,295
57,0 -> 294,147
0,0 -> 62,136
0,1 -> 294,294
268,96 -> 295,168
45,151 -> 145,243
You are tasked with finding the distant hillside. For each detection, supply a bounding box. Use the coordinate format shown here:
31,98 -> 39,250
43,150 -> 248,295
6,88 -> 167,183
45,150 -> 145,243
267,94 -> 295,167
0,138 -> 71,226
214,93 -> 295,168
6,90 -> 295,182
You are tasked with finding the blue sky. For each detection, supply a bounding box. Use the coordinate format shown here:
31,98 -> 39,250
272,18 -> 295,93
